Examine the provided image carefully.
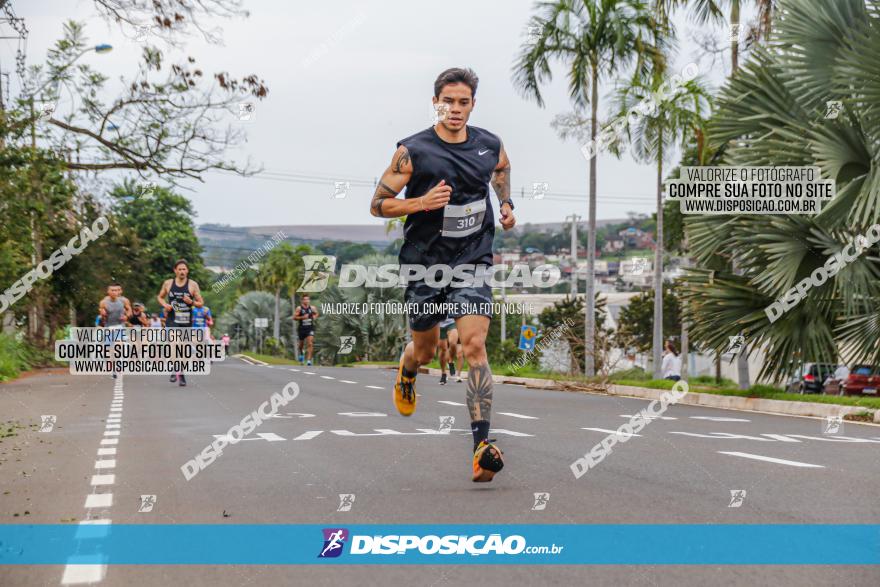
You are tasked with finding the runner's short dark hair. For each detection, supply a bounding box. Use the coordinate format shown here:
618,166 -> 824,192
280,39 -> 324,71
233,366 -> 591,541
434,67 -> 479,98
174,258 -> 189,269
108,282 -> 121,288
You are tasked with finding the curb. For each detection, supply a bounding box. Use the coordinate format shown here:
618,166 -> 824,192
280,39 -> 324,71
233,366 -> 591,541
415,367 -> 879,423
236,353 -> 269,366
609,384 -> 878,423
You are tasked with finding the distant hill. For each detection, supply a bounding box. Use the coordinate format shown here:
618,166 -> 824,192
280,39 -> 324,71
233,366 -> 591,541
198,219 -> 630,269
198,218 -> 628,246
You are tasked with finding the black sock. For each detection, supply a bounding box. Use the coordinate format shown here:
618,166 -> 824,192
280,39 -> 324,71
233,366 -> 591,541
471,420 -> 490,452
402,366 -> 417,378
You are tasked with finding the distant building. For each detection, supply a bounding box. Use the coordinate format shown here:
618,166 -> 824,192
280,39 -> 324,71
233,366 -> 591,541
618,227 -> 655,250
603,239 -> 624,253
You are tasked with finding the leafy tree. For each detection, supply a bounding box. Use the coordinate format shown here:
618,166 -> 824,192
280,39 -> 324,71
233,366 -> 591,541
538,293 -> 611,374
260,243 -> 298,339
335,242 -> 377,265
16,18 -> 266,180
616,283 -> 682,354
683,0 -> 880,380
612,70 -> 712,376
514,0 -> 656,376
312,253 -> 406,365
215,291 -> 291,353
109,180 -> 205,304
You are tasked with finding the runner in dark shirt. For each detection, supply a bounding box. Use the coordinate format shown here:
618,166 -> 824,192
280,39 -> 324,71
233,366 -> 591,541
368,67 -> 515,483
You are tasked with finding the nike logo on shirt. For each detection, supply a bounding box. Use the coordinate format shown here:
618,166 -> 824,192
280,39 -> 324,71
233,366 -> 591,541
478,149 -> 490,155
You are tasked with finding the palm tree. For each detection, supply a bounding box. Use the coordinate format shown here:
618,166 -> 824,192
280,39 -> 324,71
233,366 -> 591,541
612,74 -> 712,377
512,0 -> 655,376
313,253 -> 407,365
260,243 -> 296,340
216,291 -> 291,353
684,0 -> 880,382
669,0 -> 777,73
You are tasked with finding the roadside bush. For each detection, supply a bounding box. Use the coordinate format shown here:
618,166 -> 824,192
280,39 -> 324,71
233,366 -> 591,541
0,333 -> 31,381
262,337 -> 284,357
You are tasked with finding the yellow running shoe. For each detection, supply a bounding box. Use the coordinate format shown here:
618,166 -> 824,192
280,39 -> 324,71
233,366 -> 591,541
472,439 -> 504,483
393,356 -> 417,417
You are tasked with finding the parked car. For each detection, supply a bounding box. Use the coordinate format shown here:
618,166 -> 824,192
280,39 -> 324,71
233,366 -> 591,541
786,363 -> 836,394
830,365 -> 880,396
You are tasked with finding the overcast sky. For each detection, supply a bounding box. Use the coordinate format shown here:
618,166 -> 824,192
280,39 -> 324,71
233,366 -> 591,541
11,0 -> 739,228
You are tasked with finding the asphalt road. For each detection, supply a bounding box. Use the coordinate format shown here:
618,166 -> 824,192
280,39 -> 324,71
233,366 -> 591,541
1,358 -> 879,586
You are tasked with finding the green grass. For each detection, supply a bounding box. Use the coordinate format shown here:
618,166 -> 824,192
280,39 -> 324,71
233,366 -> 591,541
0,334 -> 33,382
604,379 -> 880,409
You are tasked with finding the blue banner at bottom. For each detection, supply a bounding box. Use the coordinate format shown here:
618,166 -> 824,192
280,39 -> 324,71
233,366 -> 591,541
1,524 -> 878,565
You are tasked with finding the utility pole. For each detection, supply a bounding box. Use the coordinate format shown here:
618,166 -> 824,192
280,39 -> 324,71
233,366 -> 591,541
566,214 -> 581,294
500,262 -> 506,343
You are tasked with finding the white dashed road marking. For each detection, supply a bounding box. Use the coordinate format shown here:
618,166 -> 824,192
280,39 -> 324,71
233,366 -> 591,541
293,431 -> 323,440
340,380 -> 357,384
718,451 -> 825,468
582,427 -> 642,438
498,412 -> 538,420
320,375 -> 335,380
84,493 -> 113,508
366,385 -> 383,389
61,559 -> 107,585
438,400 -> 466,406
64,376 -> 123,584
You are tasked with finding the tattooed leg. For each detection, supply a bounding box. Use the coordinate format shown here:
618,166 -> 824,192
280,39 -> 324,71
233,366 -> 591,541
467,363 -> 493,450
466,363 -> 493,421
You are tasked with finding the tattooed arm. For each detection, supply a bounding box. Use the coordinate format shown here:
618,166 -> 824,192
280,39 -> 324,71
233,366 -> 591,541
492,142 -> 515,230
466,363 -> 494,422
370,145 -> 451,218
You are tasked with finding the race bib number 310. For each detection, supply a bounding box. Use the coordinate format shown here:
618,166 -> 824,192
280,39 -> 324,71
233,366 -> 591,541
442,199 -> 486,238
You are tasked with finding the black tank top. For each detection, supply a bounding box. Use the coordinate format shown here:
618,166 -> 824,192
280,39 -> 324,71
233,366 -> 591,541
397,125 -> 500,267
168,278 -> 193,326
129,310 -> 145,327
298,305 -> 314,328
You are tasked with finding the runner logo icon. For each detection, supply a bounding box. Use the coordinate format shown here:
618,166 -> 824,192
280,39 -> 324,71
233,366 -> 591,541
318,528 -> 349,558
298,255 -> 337,293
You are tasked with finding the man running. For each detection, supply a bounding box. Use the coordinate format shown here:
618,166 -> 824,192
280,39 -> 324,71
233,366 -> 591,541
437,316 -> 456,385
447,326 -> 464,383
369,67 -> 516,482
156,259 -> 204,387
294,295 -> 318,366
192,304 -> 213,338
98,283 -> 132,379
128,302 -> 149,328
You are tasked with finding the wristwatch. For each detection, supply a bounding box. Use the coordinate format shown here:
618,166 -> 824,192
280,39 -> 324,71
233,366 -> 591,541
502,199 -> 515,211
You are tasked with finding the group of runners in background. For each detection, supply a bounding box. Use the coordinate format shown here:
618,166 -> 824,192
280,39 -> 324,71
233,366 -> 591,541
96,259 -> 230,385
